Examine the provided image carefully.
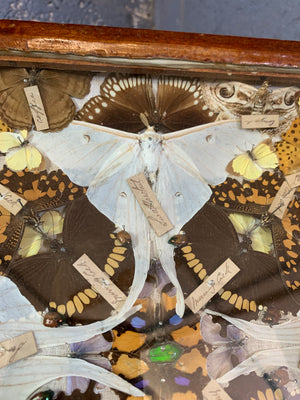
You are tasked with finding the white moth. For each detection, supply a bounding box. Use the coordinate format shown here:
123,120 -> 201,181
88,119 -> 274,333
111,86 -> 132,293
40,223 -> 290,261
31,119 -> 271,316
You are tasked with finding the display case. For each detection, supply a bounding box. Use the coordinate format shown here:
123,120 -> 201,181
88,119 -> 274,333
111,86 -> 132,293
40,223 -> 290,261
0,20 -> 299,400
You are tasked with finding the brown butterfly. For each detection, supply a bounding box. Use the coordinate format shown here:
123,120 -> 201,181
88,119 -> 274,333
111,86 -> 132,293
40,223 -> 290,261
0,68 -> 91,131
76,73 -> 219,133
170,201 -> 300,321
0,166 -> 87,268
3,196 -> 135,325
225,371 -> 297,400
209,171 -> 300,290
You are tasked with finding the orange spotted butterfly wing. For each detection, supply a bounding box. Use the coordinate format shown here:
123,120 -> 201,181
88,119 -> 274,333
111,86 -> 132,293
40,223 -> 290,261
76,74 -> 219,133
275,118 -> 300,175
173,202 -> 300,321
107,262 -> 209,400
4,196 -> 135,325
0,167 -> 87,268
210,172 -> 300,291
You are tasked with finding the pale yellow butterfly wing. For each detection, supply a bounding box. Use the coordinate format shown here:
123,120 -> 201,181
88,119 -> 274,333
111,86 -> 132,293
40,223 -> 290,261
40,210 -> 64,236
25,145 -> 42,170
6,148 -> 28,171
228,213 -> 256,235
18,226 -> 42,258
230,153 -> 263,180
250,226 -> 273,254
0,132 -> 21,152
251,140 -> 279,169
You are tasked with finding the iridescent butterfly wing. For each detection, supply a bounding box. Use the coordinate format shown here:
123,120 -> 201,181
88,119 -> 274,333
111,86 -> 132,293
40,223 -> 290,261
4,196 -> 135,324
108,262 -> 210,400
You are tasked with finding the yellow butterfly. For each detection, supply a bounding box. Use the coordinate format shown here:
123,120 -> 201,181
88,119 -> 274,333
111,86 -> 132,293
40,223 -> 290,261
228,213 -> 273,254
0,129 -> 43,171
18,210 -> 64,258
227,139 -> 279,180
275,118 -> 300,175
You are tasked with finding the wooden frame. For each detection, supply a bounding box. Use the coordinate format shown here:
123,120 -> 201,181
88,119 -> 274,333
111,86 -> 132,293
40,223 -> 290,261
0,19 -> 299,83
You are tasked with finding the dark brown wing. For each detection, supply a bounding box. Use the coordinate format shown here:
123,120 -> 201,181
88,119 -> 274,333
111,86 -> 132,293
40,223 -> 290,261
156,76 -> 219,132
174,202 -> 300,320
0,167 -> 87,269
210,172 -> 300,294
5,197 -> 135,324
55,381 -> 101,400
76,74 -> 156,133
225,372 -> 291,400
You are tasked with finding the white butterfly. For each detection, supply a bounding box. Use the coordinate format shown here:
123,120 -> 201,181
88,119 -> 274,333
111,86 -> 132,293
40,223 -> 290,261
31,119 -> 271,316
0,276 -> 143,399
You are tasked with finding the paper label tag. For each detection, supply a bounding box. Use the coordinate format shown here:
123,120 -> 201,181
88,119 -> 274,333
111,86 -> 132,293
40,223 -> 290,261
24,85 -> 49,131
202,380 -> 232,400
0,184 -> 27,215
285,172 -> 300,188
241,114 -> 279,129
185,258 -> 240,313
268,181 -> 296,219
127,172 -> 174,237
73,254 -> 127,311
0,331 -> 37,368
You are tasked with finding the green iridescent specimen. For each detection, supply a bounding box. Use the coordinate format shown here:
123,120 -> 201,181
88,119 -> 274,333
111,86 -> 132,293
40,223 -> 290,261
31,390 -> 54,400
149,343 -> 182,363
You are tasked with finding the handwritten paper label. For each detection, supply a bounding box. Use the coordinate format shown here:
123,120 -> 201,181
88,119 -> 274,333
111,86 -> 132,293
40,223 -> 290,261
73,254 -> 127,311
185,258 -> 240,313
24,85 -> 49,131
0,184 -> 27,215
202,380 -> 232,400
268,181 -> 296,219
241,114 -> 279,129
285,172 -> 300,188
127,172 -> 174,236
0,331 -> 37,368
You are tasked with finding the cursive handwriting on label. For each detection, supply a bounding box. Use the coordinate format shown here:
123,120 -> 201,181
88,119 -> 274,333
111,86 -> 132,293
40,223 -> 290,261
24,85 -> 49,131
0,331 -> 37,368
127,172 -> 174,236
0,184 -> 27,215
268,181 -> 297,219
185,258 -> 240,313
285,172 -> 300,189
73,254 -> 127,311
202,380 -> 233,400
241,114 -> 279,129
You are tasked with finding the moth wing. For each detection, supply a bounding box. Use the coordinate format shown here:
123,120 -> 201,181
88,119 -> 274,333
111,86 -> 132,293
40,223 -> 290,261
164,120 -> 266,185
31,121 -> 138,188
0,356 -> 144,400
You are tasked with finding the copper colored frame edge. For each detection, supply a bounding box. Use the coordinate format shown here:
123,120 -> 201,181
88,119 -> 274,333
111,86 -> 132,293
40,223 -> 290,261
0,20 -> 299,82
